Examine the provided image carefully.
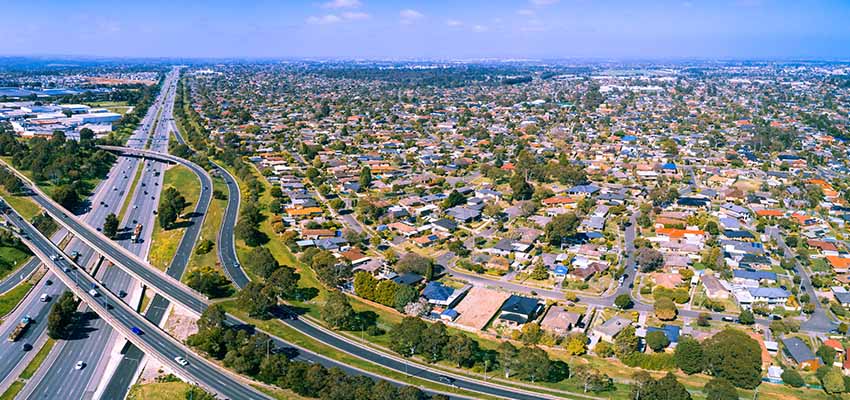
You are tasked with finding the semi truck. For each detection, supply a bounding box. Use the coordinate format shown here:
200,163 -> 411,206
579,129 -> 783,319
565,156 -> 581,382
8,315 -> 32,342
132,224 -> 143,243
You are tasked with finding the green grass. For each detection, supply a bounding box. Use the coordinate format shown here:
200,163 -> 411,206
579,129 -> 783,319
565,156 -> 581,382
19,338 -> 55,379
149,165 -> 201,271
0,282 -> 33,319
0,246 -> 31,282
183,175 -> 227,279
0,186 -> 41,221
127,381 -> 191,400
0,381 -> 24,400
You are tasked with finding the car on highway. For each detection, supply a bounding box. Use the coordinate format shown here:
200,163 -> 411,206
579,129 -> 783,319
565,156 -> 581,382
437,375 -> 455,385
39,293 -> 50,302
118,290 -> 127,298
174,356 -> 188,366
131,326 -> 143,335
22,343 -> 32,352
88,289 -> 98,297
75,361 -> 85,370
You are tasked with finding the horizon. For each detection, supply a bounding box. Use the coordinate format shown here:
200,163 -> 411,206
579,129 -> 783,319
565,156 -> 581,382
2,0 -> 850,60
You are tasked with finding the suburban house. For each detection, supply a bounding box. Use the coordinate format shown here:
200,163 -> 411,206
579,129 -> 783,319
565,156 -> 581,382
593,316 -> 631,343
783,337 -> 820,370
539,307 -> 581,336
496,295 -> 542,328
422,281 -> 470,308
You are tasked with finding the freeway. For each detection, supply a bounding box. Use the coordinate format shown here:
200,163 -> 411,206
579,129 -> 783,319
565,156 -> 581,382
23,70 -> 179,400
0,257 -> 40,295
5,201 -> 270,400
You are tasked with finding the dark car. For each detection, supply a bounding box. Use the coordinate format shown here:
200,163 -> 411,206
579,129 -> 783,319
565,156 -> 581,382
22,343 -> 32,351
131,326 -> 143,335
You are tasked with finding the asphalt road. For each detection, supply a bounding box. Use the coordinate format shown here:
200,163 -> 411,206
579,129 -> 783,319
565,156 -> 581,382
6,204 -> 270,400
24,70 -> 179,400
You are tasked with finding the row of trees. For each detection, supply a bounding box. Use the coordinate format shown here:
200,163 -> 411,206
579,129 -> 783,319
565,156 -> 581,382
353,272 -> 418,311
387,317 -> 570,384
185,266 -> 234,298
188,305 -> 445,400
300,247 -> 352,289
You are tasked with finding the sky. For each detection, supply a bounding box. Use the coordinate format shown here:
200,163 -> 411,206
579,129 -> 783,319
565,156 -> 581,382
2,0 -> 850,60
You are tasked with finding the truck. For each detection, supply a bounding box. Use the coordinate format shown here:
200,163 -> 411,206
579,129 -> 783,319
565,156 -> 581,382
132,224 -> 143,243
8,316 -> 32,342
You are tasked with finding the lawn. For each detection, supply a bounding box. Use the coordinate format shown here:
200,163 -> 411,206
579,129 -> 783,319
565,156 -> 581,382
0,282 -> 33,320
0,186 -> 41,221
148,165 -> 201,271
0,246 -> 31,281
20,338 -> 55,379
183,175 -> 228,278
127,381 -> 191,400
0,381 -> 23,400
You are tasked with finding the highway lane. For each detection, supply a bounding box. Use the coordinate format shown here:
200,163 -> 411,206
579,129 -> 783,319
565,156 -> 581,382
24,71 -> 178,400
6,204 -> 271,400
0,257 -> 40,295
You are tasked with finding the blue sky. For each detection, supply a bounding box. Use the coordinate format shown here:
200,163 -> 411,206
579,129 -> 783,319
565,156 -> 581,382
2,0 -> 849,59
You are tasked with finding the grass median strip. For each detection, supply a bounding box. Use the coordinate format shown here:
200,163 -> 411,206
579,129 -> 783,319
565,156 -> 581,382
117,158 -> 144,222
0,281 -> 34,320
19,338 -> 55,379
0,381 -> 23,400
148,164 -> 201,271
183,175 -> 227,277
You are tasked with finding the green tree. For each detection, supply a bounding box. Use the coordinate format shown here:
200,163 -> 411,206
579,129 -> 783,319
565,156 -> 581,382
267,266 -> 300,300
510,173 -> 534,201
395,252 -> 434,279
614,325 -> 639,358
615,294 -> 633,309
644,372 -> 691,400
529,262 -> 550,280
704,377 -> 739,400
322,290 -> 357,330
389,317 -> 427,357
358,166 -> 372,191
237,281 -> 276,319
393,284 -> 419,311
544,212 -> 579,246
817,344 -> 837,365
442,190 -> 466,209
445,334 -> 479,368
780,369 -> 805,387
739,309 -> 755,325
822,367 -> 845,394
703,329 -> 762,389
674,336 -> 704,374
419,322 -> 449,362
353,271 -> 378,301
498,341 -> 519,378
244,247 -> 279,279
636,247 -> 664,272
47,291 -> 78,339
646,330 -> 670,352
103,213 -> 119,239
654,297 -> 678,321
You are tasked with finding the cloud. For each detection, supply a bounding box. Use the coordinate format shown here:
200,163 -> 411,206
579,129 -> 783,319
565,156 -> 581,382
322,0 -> 362,9
446,19 -> 463,27
341,11 -> 370,20
306,14 -> 343,24
529,0 -> 559,6
472,25 -> 488,33
399,9 -> 424,24
517,9 -> 535,16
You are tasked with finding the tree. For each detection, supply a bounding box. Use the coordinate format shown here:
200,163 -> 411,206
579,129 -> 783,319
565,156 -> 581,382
514,346 -> 551,383
646,330 -> 670,352
358,166 -> 372,191
395,253 -> 434,280
704,377 -> 739,400
644,373 -> 691,400
674,336 -> 704,374
498,341 -> 519,378
822,367 -> 845,394
738,309 -> 755,325
237,281 -> 276,319
353,271 -> 378,300
103,213 -> 119,239
594,341 -> 614,357
510,173 -> 534,201
636,247 -> 664,272
817,344 -> 837,365
389,317 -> 426,357
442,190 -> 466,209
244,247 -> 279,279
703,329 -> 763,389
781,369 -> 805,387
445,334 -> 479,368
52,184 -> 80,210
267,266 -> 300,300
529,262 -> 550,280
544,212 -> 579,246
185,266 -> 234,298
615,294 -> 633,309
322,291 -> 357,330
47,291 -> 78,339
614,325 -> 639,358
419,322 -> 449,362
393,284 -> 419,311
158,204 -> 179,230
654,297 -> 678,321
564,333 -> 588,356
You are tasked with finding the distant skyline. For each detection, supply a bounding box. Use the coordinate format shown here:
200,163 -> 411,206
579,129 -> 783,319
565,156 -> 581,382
2,0 -> 850,60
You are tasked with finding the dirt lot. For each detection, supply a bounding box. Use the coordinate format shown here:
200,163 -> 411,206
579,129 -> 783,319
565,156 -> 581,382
453,286 -> 511,330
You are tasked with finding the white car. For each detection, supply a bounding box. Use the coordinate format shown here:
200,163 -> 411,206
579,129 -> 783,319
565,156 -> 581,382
40,293 -> 50,302
88,289 -> 98,297
174,356 -> 188,366
75,361 -> 85,370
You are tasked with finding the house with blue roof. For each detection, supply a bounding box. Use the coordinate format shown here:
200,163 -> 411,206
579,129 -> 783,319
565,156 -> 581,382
733,269 -> 777,287
566,185 -> 600,196
422,281 -> 470,308
645,325 -> 681,344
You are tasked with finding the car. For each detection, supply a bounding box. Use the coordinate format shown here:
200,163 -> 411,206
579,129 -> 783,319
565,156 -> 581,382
721,316 -> 737,322
39,293 -> 50,302
118,290 -> 127,298
45,279 -> 52,286
144,191 -> 148,195
234,262 -> 240,268
133,205 -> 138,209
22,343 -> 32,352
75,361 -> 85,370
63,266 -> 71,273
437,375 -> 455,385
131,326 -> 143,335
151,196 -> 155,200
174,356 -> 188,366
770,314 -> 783,321
88,289 -> 98,297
